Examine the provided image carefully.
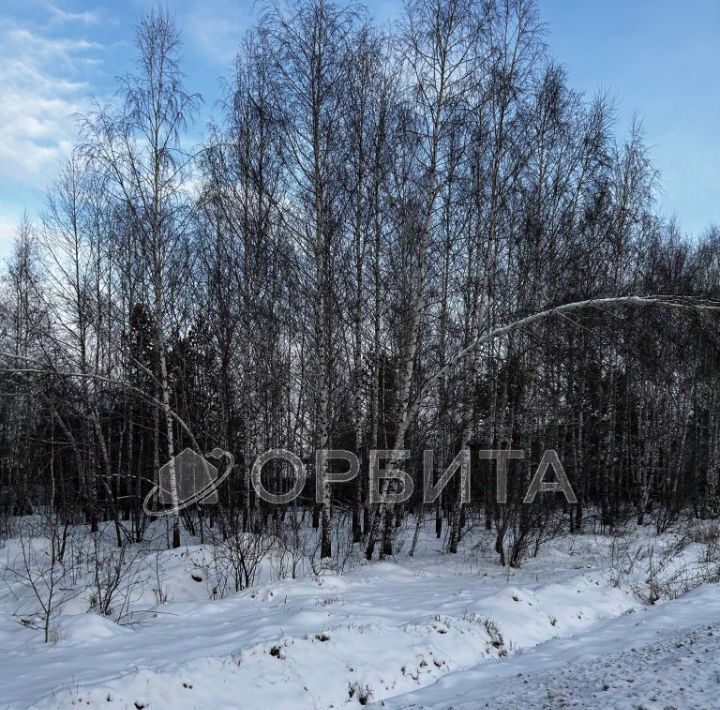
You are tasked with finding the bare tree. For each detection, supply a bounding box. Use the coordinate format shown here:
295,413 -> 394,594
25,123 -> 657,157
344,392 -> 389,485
80,10 -> 201,548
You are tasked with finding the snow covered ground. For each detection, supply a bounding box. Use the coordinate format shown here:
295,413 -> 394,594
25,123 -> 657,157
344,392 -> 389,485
1,517 -> 719,709
381,583 -> 720,709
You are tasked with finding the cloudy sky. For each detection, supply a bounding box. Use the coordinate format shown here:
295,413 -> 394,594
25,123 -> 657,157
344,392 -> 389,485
0,0 -> 718,256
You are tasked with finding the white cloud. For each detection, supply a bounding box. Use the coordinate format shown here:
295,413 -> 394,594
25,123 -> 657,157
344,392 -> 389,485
0,21 -> 101,191
45,3 -> 102,26
182,0 -> 256,66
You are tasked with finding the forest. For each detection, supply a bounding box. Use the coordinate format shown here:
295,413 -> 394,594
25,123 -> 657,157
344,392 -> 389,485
2,0 -> 720,574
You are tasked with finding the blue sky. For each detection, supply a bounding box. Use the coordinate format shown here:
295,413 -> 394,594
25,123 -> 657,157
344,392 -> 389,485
0,0 -> 718,255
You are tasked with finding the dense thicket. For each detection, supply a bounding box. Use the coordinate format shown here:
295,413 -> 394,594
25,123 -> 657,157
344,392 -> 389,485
2,0 -> 719,566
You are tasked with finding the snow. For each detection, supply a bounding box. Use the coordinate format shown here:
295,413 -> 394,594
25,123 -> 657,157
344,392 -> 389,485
0,519 -> 719,708
380,584 -> 720,709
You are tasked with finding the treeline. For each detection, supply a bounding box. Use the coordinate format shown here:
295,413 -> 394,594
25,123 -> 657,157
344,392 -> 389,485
2,0 -> 720,566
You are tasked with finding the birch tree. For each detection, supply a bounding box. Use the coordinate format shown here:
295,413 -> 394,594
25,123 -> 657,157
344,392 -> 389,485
81,10 -> 200,548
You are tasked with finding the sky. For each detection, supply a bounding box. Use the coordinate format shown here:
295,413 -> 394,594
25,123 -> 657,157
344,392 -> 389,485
0,0 -> 718,256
